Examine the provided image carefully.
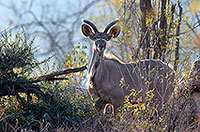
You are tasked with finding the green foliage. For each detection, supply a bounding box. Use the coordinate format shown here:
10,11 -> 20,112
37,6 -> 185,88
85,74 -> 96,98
0,28 -> 43,99
0,28 -> 38,74
117,89 -> 161,131
0,29 -> 97,131
116,88 -> 196,131
0,83 -> 94,131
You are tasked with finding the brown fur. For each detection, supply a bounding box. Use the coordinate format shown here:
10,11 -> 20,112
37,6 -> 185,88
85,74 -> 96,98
189,59 -> 200,125
81,19 -> 175,115
88,51 -> 175,114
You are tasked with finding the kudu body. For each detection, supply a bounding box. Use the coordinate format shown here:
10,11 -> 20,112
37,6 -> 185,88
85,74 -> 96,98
81,19 -> 175,114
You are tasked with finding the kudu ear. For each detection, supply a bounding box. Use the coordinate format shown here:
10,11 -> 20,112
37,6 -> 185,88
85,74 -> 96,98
107,25 -> 121,38
81,24 -> 95,38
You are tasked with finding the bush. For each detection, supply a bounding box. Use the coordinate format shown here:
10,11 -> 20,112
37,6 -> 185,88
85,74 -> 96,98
0,28 -> 98,131
116,81 -> 200,131
0,28 -> 46,104
1,28 -> 198,132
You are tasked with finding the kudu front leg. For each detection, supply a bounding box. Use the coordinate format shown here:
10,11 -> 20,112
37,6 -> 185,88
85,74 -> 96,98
111,98 -> 124,116
88,87 -> 106,113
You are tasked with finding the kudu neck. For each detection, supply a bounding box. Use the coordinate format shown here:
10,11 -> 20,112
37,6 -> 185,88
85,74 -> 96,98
88,49 -> 104,74
92,49 -> 104,62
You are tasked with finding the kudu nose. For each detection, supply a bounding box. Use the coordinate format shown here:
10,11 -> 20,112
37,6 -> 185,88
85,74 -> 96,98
97,46 -> 105,55
98,45 -> 104,51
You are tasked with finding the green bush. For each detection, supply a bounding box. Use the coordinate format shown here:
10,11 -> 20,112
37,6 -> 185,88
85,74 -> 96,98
0,28 -> 97,131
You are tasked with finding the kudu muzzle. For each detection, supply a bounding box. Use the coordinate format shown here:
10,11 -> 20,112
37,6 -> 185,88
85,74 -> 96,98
95,39 -> 106,55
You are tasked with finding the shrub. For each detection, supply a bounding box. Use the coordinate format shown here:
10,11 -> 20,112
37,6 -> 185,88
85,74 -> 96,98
0,29 -> 97,131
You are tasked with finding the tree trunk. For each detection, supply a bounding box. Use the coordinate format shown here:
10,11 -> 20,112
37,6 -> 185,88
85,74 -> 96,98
139,0 -> 152,59
153,0 -> 167,60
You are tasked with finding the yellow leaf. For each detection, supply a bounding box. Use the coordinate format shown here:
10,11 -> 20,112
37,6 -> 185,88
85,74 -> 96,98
129,55 -> 132,60
13,67 -> 22,73
138,97 -> 143,102
112,0 -> 116,4
141,103 -> 146,110
118,1 -> 123,7
190,0 -> 200,13
13,67 -> 18,73
63,80 -> 68,85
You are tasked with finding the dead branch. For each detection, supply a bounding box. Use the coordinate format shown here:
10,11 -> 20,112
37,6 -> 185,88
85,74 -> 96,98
0,66 -> 87,105
32,66 -> 87,83
174,1 -> 183,71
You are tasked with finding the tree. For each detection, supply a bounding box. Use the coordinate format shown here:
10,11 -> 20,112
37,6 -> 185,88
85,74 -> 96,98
0,0 -> 100,62
103,0 -> 200,73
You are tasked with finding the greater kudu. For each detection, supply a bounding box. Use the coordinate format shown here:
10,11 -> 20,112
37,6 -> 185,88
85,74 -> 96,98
81,19 -> 175,114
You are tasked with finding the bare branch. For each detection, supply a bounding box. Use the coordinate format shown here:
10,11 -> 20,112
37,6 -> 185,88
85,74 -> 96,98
0,0 -> 100,62
33,66 -> 87,83
174,1 -> 183,71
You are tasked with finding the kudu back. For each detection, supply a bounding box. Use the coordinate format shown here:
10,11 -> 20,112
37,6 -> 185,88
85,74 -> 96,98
81,19 -> 175,114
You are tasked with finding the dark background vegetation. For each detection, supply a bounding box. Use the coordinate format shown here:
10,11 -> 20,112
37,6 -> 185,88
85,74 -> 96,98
0,0 -> 200,131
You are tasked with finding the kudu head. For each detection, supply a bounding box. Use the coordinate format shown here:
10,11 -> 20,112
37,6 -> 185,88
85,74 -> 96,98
81,19 -> 120,56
